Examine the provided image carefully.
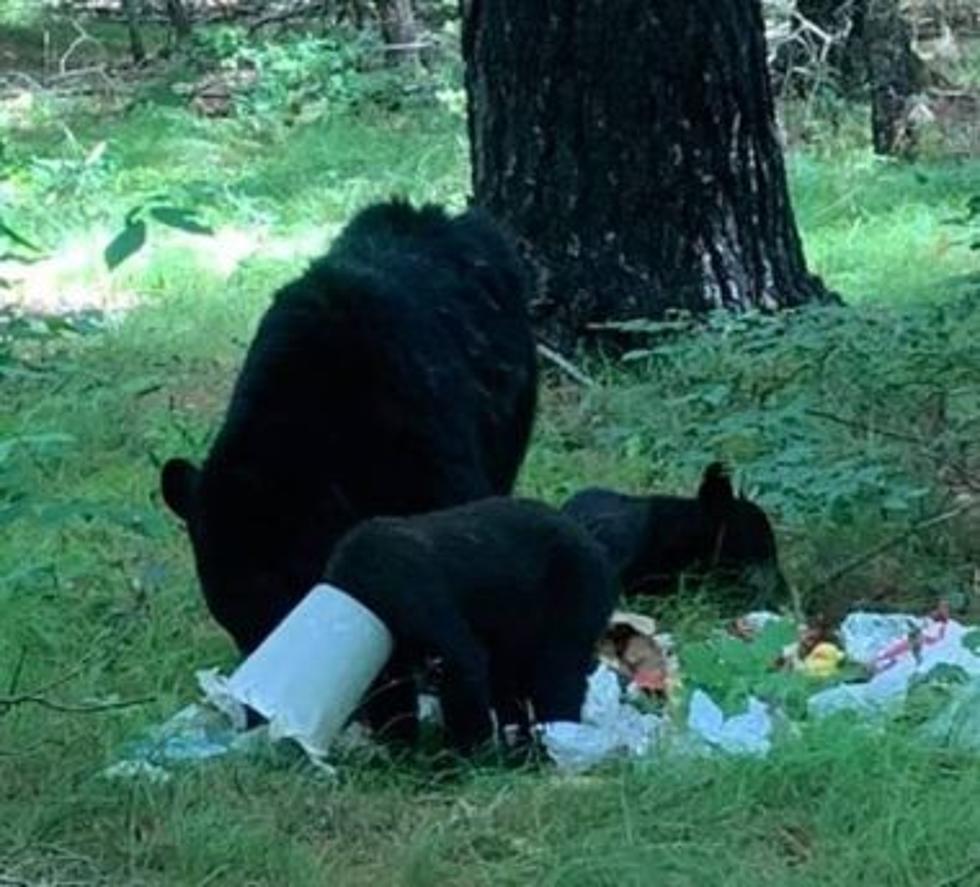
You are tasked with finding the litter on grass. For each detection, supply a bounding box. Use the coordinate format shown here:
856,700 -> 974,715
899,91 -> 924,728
107,595 -> 980,778
202,583 -> 392,758
539,665 -> 665,772
107,583 -> 391,779
807,608 -> 980,718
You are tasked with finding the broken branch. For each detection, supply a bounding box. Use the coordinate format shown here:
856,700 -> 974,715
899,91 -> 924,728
536,342 -> 596,388
809,500 -> 980,595
0,693 -> 154,716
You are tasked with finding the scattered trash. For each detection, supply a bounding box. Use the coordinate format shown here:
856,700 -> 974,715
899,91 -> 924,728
202,584 -> 393,758
418,693 -> 443,726
838,608 -> 946,670
598,611 -> 679,701
686,690 -> 772,757
808,610 -> 980,718
106,584 -> 391,780
105,702 -> 273,781
607,610 -> 657,638
540,665 -> 664,772
108,592 -> 980,779
541,667 -> 772,771
770,615 -> 840,677
801,642 -> 846,679
730,611 -> 784,639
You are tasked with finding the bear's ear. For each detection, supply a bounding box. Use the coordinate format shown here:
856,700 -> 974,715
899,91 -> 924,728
161,458 -> 200,521
698,462 -> 734,519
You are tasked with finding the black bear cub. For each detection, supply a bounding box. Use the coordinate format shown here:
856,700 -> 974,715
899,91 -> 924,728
160,200 -> 537,658
562,463 -> 787,610
324,497 -> 618,755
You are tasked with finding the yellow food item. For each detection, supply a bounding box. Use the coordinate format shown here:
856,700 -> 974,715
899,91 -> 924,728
802,642 -> 845,678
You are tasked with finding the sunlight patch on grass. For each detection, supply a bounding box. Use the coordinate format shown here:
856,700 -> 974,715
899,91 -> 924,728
0,223 -> 341,317
790,150 -> 979,303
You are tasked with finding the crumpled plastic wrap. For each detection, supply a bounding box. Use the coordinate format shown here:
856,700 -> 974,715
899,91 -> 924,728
104,702 -> 271,782
686,690 -> 772,757
808,612 -> 980,718
838,611 -> 934,668
540,665 -> 773,771
540,666 -> 664,772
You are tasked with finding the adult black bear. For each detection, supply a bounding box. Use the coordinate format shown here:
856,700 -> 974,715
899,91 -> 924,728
324,497 -> 618,755
561,463 -> 787,610
160,200 -> 538,658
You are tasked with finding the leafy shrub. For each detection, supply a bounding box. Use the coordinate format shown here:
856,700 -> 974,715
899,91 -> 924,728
606,299 -> 978,528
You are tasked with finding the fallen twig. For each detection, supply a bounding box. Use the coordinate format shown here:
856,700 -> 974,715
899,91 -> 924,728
536,343 -> 596,388
0,624 -> 137,718
933,857 -> 980,887
805,407 -> 928,446
60,19 -> 108,77
0,693 -> 154,716
379,42 -> 435,53
0,71 -> 48,94
809,500 -> 980,595
6,647 -> 27,695
806,406 -> 980,493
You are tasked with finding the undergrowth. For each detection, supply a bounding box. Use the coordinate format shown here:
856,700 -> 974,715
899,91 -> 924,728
1,22 -> 979,887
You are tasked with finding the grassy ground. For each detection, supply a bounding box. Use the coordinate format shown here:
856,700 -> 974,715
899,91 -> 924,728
2,19 -> 980,887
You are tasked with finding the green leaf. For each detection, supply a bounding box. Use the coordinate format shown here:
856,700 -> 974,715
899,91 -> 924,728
963,630 -> 980,655
149,206 -> 214,236
0,218 -> 40,252
104,220 -> 148,271
679,620 -> 799,713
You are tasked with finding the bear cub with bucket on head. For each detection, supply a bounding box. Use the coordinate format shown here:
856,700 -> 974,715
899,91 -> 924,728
159,199 -> 538,660
324,496 -> 618,756
561,463 -> 788,610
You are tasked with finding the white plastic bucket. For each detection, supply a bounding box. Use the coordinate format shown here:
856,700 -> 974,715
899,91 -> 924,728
200,583 -> 393,758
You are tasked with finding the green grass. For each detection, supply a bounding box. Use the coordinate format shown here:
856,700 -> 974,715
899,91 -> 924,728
2,36 -> 980,886
790,150 -> 979,303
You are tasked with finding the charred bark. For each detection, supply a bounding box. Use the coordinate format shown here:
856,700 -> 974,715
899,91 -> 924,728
462,0 -> 834,348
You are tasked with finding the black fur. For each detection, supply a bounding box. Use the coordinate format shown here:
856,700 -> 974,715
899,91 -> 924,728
561,463 -> 787,610
160,200 -> 538,656
324,497 -> 618,755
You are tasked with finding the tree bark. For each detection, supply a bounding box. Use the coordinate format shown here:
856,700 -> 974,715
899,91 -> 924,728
121,0 -> 146,65
865,0 -> 920,154
165,0 -> 193,41
375,0 -> 420,67
462,0 -> 834,348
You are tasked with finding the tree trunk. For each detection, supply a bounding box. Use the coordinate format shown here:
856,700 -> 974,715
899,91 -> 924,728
865,0 -> 919,154
375,0 -> 419,67
165,0 -> 193,41
121,0 -> 146,65
462,0 -> 834,348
